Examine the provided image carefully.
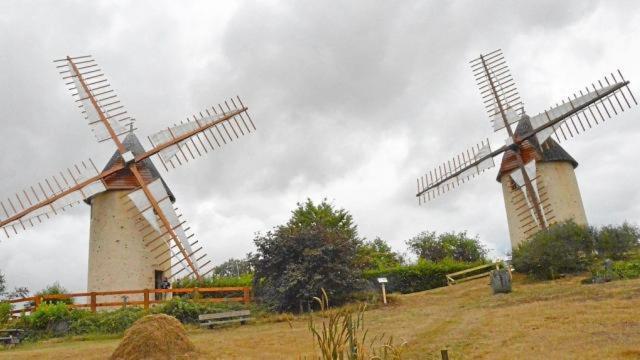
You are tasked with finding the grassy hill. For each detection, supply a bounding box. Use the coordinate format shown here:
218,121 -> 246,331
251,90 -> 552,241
2,274 -> 640,359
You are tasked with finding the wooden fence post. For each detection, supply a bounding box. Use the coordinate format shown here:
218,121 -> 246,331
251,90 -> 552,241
243,287 -> 250,304
441,349 -> 449,360
34,296 -> 41,311
143,289 -> 150,310
90,292 -> 97,313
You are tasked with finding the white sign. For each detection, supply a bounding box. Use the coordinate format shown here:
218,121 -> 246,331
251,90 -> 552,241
377,277 -> 388,283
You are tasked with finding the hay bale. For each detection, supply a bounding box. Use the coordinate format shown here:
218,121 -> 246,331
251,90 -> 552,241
110,314 -> 196,360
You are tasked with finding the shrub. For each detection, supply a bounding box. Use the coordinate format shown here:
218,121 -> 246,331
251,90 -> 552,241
173,274 -> 253,289
512,221 -> 640,280
512,220 -> 596,279
612,258 -> 640,279
28,302 -> 71,330
595,223 -> 639,260
406,231 -> 488,263
0,302 -> 11,324
252,199 -> 364,312
363,259 -> 484,294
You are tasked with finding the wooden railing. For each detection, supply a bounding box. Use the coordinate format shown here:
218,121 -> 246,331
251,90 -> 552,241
446,263 -> 501,285
7,287 -> 251,314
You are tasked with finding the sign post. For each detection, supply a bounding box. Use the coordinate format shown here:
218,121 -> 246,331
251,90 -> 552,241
377,277 -> 388,305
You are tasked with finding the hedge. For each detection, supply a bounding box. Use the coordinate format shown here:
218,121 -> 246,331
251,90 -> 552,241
363,259 -> 485,294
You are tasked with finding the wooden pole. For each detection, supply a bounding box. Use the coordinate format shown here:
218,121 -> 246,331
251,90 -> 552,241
441,349 -> 449,360
34,296 -> 41,311
381,283 -> 387,305
243,287 -> 250,304
143,289 -> 150,310
90,292 -> 97,313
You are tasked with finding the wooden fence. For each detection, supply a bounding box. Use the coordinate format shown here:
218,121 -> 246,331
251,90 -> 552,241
7,287 -> 251,314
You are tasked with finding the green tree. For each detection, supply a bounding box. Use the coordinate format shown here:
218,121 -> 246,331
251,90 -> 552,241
213,256 -> 253,277
594,222 -> 639,260
251,199 -> 363,312
36,282 -> 73,305
0,271 -> 5,297
355,237 -> 404,270
406,231 -> 487,262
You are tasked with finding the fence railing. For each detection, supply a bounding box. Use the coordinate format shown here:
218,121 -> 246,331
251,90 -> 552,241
7,287 -> 251,314
446,263 -> 500,285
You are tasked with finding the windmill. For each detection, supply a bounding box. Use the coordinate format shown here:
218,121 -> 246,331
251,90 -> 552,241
0,55 -> 256,295
415,49 -> 637,249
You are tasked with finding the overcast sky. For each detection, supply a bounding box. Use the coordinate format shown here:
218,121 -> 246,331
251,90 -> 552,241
1,1 -> 639,293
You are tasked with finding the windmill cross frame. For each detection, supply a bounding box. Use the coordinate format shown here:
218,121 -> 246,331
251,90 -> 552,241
0,55 -> 257,281
416,49 -> 637,240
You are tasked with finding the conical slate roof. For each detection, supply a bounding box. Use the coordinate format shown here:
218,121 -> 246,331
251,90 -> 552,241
496,115 -> 578,182
87,133 -> 175,203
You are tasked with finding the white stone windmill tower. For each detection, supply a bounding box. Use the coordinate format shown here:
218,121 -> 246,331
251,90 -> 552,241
415,49 -> 637,250
0,55 -> 256,294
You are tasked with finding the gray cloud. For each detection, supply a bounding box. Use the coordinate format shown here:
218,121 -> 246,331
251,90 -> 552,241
1,0 -> 639,292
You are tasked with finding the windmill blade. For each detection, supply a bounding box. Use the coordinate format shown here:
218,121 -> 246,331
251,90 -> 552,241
416,139 -> 502,203
506,161 -> 556,239
470,49 -> 524,133
525,71 -> 636,145
124,178 -> 211,279
140,97 -> 255,171
0,159 -> 111,238
54,55 -> 135,147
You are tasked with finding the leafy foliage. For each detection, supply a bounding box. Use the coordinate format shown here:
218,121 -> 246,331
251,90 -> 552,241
512,221 -> 640,280
363,259 -> 483,294
0,302 -> 11,325
36,282 -> 73,305
173,274 -> 253,289
594,222 -> 640,260
355,237 -> 404,270
611,258 -> 640,279
252,199 -> 364,312
405,231 -> 488,263
211,257 -> 253,277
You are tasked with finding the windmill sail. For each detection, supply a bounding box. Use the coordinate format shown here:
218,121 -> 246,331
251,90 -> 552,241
470,49 -> 524,132
525,71 -> 636,144
125,179 -> 213,278
0,159 -> 108,237
144,97 -> 255,171
416,139 -> 498,203
55,56 -> 135,145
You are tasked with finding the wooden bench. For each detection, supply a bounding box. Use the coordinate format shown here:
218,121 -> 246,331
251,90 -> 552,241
446,263 -> 500,285
199,310 -> 252,328
0,329 -> 24,347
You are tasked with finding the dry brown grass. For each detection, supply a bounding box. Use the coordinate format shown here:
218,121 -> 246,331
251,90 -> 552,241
2,274 -> 640,359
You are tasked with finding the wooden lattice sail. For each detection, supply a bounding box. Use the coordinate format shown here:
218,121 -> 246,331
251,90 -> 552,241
416,49 -> 637,244
0,55 -> 257,281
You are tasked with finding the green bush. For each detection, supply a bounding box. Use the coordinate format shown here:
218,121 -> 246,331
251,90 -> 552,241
612,258 -> 640,279
28,302 -> 71,330
595,223 -> 640,260
173,274 -> 253,289
512,220 -> 596,279
363,259 -> 484,294
0,302 -> 11,324
512,221 -> 640,280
